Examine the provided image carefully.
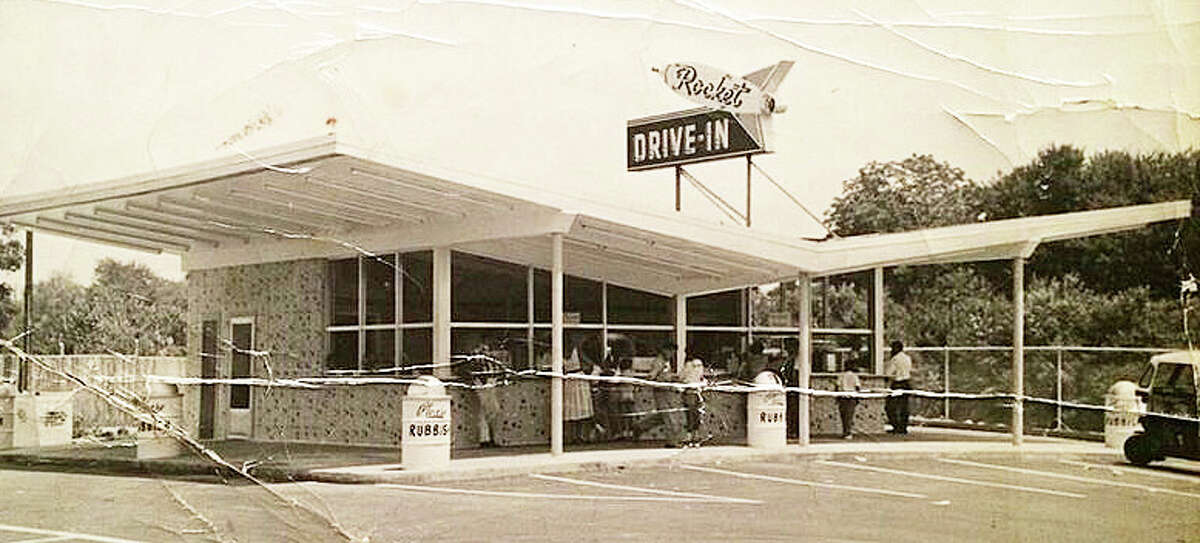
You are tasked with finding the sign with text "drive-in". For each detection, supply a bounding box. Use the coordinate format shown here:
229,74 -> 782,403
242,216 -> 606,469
626,109 -> 762,171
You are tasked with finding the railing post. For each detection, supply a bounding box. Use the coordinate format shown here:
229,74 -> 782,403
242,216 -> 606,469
943,347 -> 950,420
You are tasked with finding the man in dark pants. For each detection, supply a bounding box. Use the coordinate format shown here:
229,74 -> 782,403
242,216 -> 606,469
885,340 -> 913,434
836,363 -> 862,439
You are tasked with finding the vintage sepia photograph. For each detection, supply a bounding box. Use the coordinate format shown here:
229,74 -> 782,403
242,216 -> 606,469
1,1 -> 1198,541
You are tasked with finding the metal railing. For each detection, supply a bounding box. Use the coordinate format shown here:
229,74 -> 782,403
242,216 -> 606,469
906,345 -> 1172,433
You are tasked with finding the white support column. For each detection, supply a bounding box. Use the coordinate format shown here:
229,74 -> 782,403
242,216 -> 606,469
675,295 -> 687,371
358,256 -> 366,372
872,267 -> 885,375
1012,257 -> 1025,446
433,247 -> 452,379
797,274 -> 812,447
551,233 -> 564,456
527,266 -> 535,369
395,252 -> 403,370
601,281 -> 609,360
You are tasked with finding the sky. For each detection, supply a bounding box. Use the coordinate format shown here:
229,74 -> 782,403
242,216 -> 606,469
1,0 -> 1197,292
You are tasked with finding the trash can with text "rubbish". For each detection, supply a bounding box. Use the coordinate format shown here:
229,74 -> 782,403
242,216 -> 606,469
137,381 -> 185,459
402,376 -> 451,469
1105,380 -> 1143,449
747,371 -> 787,449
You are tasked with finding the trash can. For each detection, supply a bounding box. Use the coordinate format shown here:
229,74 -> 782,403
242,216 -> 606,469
402,376 -> 451,469
1104,380 -> 1143,449
137,381 -> 185,459
747,371 -> 786,449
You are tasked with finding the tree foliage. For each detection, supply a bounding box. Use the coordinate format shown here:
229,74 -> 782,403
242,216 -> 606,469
6,259 -> 186,355
826,154 -> 984,236
826,146 -> 1200,299
984,146 -> 1200,297
0,225 -> 23,333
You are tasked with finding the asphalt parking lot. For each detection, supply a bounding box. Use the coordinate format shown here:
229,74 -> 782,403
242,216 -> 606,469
295,453 -> 1200,542
3,453 -> 1198,542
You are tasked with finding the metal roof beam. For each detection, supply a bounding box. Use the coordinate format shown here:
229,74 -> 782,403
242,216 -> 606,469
351,168 -> 513,211
224,188 -> 379,228
121,201 -> 267,240
94,205 -> 253,243
308,176 -> 464,218
36,216 -> 192,252
156,196 -> 325,234
64,211 -> 222,248
15,220 -> 166,254
260,183 -> 424,224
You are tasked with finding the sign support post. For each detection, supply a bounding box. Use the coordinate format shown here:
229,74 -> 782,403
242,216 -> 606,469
675,167 -> 682,212
746,156 -> 752,227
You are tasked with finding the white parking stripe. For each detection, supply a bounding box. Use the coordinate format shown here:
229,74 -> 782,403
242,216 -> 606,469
376,483 -> 735,503
529,473 -> 762,504
1060,459 -> 1200,484
681,464 -> 928,499
13,536 -> 74,543
0,523 -> 144,543
818,461 -> 1086,499
939,458 -> 1200,499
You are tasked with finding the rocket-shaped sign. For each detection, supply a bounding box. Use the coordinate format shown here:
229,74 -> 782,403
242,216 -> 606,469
654,61 -> 792,115
628,61 -> 793,171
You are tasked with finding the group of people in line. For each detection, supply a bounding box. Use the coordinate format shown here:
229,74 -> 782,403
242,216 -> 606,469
466,336 -> 917,448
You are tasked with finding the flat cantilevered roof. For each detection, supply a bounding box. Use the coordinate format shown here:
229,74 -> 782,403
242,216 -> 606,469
0,136 -> 1191,295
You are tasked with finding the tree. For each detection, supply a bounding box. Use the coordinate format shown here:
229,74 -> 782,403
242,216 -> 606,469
22,273 -> 90,354
825,154 -> 984,236
825,154 -> 992,304
0,225 -> 23,334
983,146 -> 1200,297
82,259 -> 186,355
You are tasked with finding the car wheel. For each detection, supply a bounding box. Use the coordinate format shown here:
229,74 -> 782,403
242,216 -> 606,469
1124,434 -> 1156,466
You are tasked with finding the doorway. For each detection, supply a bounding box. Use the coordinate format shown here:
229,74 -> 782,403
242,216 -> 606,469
229,317 -> 254,438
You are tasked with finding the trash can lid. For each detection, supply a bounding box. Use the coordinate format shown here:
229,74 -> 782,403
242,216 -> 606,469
1107,380 -> 1138,397
753,371 -> 782,386
407,375 -> 447,397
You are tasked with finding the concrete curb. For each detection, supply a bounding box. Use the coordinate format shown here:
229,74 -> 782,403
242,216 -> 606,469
299,444 -> 1126,485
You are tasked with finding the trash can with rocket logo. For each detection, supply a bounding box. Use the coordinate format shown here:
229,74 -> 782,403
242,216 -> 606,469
402,376 -> 451,469
747,371 -> 787,449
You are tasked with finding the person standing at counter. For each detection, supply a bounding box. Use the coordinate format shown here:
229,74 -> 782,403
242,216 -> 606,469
836,363 -> 862,439
678,350 -> 709,447
885,340 -> 913,435
646,342 -> 681,443
563,339 -> 595,444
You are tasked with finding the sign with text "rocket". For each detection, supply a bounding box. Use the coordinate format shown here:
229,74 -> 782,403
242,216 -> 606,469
626,61 -> 793,172
626,110 -> 761,171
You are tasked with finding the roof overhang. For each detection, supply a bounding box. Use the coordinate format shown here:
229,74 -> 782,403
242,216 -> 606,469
1,136 -> 1192,295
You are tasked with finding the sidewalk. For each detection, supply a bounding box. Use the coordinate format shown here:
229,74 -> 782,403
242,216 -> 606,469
0,427 -> 1124,485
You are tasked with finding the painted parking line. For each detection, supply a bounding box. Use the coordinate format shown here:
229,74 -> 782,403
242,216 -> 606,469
0,523 -> 144,543
681,464 -> 928,499
939,458 -> 1200,499
529,473 -> 762,504
376,483 -> 734,503
1060,459 -> 1200,484
817,461 -> 1087,499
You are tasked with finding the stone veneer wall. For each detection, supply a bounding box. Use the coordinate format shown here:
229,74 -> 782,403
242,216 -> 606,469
810,374 -> 887,435
187,259 -> 480,448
